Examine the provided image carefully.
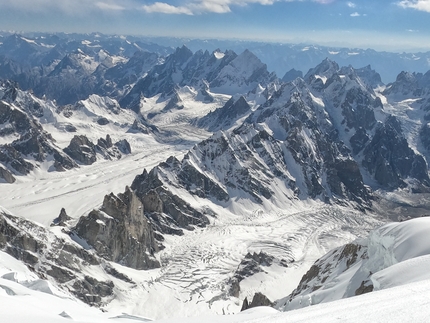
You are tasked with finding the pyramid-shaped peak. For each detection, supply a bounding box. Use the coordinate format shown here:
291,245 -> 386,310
175,45 -> 193,55
314,58 -> 339,73
238,49 -> 260,61
304,58 -> 339,82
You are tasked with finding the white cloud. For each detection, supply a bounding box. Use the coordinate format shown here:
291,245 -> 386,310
0,0 -> 350,16
141,0 -> 280,15
313,0 -> 335,3
142,2 -> 193,14
398,0 -> 430,13
0,0 -> 135,14
347,1 -> 356,8
350,12 -> 360,16
96,2 -> 126,11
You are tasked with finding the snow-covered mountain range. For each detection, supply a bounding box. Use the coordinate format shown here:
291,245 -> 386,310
2,32 -> 430,322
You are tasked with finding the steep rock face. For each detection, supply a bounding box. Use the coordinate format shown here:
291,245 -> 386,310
282,68 -> 303,82
0,145 -> 34,175
383,70 -> 430,98
363,116 -> 430,189
276,241 -> 369,313
229,251 -> 287,297
0,166 -> 15,183
64,134 -> 128,165
97,50 -> 162,99
131,165 -> 210,235
72,187 -> 160,270
0,208 -> 118,306
241,292 -> 273,311
64,135 -> 97,165
340,86 -> 378,131
120,46 -> 194,111
0,94 -> 77,174
34,51 -> 98,105
302,59 -> 428,191
177,131 -> 281,204
209,49 -> 277,94
354,65 -> 383,88
120,46 -> 275,111
197,96 -> 251,131
245,78 -> 371,204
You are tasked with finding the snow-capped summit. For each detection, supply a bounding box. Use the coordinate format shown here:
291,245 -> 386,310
383,70 -> 430,98
304,58 -> 339,86
210,49 -> 277,95
120,47 -> 276,111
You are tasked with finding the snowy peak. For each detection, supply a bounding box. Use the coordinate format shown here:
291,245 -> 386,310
282,68 -> 303,82
354,65 -> 383,88
363,116 -> 430,190
197,95 -> 251,131
49,51 -> 98,76
383,70 -> 430,98
120,46 -> 275,110
304,58 -> 339,86
210,49 -> 276,94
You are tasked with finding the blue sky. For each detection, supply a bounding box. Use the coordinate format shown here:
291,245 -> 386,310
0,0 -> 430,51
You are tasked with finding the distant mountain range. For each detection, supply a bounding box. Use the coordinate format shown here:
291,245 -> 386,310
2,31 -> 430,320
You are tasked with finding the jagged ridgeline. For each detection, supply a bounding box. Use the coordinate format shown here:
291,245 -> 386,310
71,59 -> 430,278
2,34 -> 430,315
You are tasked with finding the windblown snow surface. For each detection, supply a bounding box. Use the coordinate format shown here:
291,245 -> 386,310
2,218 -> 430,322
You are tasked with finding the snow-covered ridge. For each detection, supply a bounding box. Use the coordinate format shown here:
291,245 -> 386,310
278,217 -> 430,312
2,34 -> 430,322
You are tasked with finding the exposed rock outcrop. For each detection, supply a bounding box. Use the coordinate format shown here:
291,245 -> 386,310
0,99 -> 77,173
0,208 -> 117,306
363,116 -> 430,189
0,166 -> 16,183
241,292 -> 273,311
198,96 -> 251,132
282,68 -> 303,82
64,135 -> 97,165
229,251 -> 288,297
51,208 -> 71,227
131,165 -> 210,234
72,187 -> 161,270
64,134 -> 130,165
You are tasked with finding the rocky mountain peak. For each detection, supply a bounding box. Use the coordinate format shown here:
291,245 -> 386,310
197,95 -> 251,131
282,68 -> 303,82
72,186 -> 161,270
304,58 -> 339,83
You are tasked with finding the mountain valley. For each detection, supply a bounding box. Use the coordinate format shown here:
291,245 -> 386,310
1,32 -> 430,322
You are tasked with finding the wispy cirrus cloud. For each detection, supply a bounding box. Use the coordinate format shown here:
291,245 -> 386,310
0,0 -> 135,14
312,0 -> 335,3
140,0 -> 339,15
141,0 -> 281,15
0,0 -> 343,16
398,0 -> 430,13
96,2 -> 127,11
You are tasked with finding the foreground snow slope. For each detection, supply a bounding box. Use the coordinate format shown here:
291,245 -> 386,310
3,244 -> 430,323
277,217 -> 430,312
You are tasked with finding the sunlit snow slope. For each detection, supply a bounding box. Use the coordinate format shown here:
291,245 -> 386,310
3,218 -> 430,323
